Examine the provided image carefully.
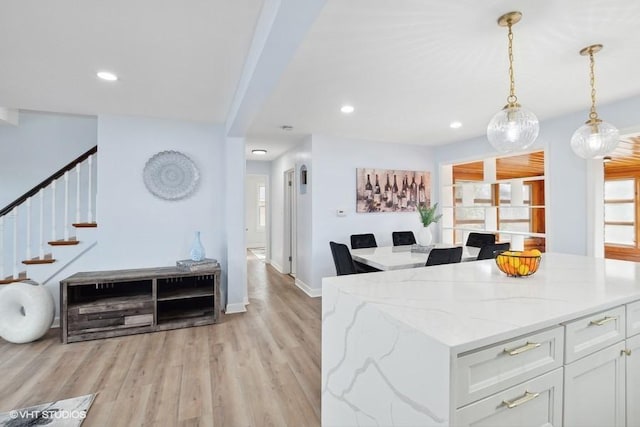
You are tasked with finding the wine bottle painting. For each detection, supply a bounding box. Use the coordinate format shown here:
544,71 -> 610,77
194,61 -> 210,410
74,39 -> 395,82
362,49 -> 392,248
356,168 -> 430,213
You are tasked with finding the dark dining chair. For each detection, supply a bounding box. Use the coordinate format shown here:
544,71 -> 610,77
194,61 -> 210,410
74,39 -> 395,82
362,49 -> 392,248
425,247 -> 463,266
329,241 -> 357,276
392,231 -> 417,246
465,232 -> 496,248
476,242 -> 511,260
350,233 -> 377,249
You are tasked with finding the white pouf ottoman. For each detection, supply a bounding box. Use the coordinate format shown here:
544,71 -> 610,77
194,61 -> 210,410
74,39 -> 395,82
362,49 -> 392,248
0,280 -> 55,343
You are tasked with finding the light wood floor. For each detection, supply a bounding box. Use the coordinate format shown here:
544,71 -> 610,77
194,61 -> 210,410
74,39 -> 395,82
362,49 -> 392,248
0,252 -> 322,426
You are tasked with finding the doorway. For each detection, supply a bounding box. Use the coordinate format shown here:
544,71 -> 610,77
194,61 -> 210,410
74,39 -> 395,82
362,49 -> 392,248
245,174 -> 268,259
283,169 -> 297,276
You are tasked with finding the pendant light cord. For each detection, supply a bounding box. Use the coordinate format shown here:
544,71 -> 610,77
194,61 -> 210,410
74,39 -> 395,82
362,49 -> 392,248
589,51 -> 599,122
507,22 -> 518,106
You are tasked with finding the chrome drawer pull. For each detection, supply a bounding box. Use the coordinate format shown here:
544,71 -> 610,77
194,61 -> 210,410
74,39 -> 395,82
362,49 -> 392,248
502,391 -> 540,409
503,342 -> 541,356
590,316 -> 616,326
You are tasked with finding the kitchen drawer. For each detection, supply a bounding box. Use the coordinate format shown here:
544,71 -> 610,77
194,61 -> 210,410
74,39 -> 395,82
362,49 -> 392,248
455,367 -> 563,427
564,305 -> 625,364
627,300 -> 640,338
455,327 -> 563,408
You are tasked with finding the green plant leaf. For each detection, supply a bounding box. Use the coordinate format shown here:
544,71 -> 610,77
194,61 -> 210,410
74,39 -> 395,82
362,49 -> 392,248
417,202 -> 442,227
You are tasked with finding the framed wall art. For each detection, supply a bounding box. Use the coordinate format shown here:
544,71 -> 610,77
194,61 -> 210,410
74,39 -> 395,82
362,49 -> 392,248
356,168 -> 431,213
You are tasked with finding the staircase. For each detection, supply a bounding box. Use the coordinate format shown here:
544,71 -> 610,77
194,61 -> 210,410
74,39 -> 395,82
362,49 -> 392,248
0,146 -> 98,285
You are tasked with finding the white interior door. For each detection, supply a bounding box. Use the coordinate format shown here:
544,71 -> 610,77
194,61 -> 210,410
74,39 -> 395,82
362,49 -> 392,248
245,175 -> 267,249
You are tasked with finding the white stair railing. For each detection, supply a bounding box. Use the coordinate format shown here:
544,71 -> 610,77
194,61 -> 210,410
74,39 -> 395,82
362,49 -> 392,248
0,148 -> 97,282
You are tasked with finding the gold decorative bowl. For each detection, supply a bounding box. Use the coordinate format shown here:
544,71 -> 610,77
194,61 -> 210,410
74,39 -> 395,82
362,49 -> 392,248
495,251 -> 541,277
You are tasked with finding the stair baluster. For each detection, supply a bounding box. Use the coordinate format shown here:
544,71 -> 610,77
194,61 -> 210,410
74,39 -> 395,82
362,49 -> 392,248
39,188 -> 45,259
51,181 -> 56,241
12,207 -> 18,278
87,154 -> 93,223
75,163 -> 81,224
64,171 -> 69,241
26,197 -> 32,261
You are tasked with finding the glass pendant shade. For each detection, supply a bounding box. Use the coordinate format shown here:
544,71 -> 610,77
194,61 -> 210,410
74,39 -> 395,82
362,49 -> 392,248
570,120 -> 619,159
487,105 -> 540,153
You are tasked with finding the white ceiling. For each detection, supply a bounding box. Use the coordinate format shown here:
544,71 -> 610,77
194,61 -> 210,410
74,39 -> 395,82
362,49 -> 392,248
0,0 -> 263,123
2,0 -> 640,159
248,0 -> 640,149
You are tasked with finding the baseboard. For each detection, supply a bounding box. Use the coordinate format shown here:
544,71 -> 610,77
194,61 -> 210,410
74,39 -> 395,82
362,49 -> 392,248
294,278 -> 322,298
270,261 -> 284,274
225,302 -> 248,314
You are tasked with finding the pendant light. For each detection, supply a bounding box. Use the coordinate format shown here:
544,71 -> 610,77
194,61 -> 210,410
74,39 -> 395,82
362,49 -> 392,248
487,12 -> 539,153
570,44 -> 619,159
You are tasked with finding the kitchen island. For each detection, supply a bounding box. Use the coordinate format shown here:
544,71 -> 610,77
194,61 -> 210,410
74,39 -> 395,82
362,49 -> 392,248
322,253 -> 640,426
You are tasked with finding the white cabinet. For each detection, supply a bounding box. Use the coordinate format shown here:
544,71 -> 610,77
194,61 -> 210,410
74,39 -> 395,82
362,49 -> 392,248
563,302 -> 640,427
626,334 -> 640,427
564,341 -> 626,427
455,327 -> 563,407
564,306 -> 626,364
454,328 -> 564,425
456,368 -> 563,427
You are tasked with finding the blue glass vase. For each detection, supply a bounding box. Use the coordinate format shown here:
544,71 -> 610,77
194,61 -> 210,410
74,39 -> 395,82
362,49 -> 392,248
190,231 -> 205,261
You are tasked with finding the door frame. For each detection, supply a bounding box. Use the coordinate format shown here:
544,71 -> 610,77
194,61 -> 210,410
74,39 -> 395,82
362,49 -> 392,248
283,169 -> 297,276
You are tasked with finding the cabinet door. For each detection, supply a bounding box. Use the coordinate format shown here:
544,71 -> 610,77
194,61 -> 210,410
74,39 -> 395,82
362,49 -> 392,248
455,368 -> 562,427
627,335 -> 640,427
564,341 -> 625,427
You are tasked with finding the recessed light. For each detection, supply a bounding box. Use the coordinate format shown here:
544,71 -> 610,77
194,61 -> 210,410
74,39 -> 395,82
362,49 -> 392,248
252,149 -> 267,155
340,105 -> 355,114
450,121 -> 462,129
97,71 -> 118,81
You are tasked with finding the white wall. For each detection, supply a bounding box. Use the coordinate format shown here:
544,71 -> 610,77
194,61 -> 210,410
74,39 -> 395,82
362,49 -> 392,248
224,137 -> 248,312
310,134 -> 434,291
246,160 -> 271,175
93,115 -> 234,302
0,111 -> 97,208
270,139 -> 311,279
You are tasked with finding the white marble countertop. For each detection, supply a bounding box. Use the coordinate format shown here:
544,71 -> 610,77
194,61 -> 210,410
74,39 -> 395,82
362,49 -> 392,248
322,253 -> 640,352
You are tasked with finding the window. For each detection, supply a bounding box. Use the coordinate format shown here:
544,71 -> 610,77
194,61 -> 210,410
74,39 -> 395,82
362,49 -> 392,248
257,184 -> 266,229
604,179 -> 635,246
498,183 -> 531,238
453,182 -> 492,243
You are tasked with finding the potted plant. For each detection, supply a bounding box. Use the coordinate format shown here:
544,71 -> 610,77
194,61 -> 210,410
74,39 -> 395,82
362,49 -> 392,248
417,203 -> 442,246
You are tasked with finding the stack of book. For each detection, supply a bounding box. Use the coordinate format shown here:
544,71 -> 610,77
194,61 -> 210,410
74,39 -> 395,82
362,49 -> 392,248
176,258 -> 219,272
410,244 -> 435,254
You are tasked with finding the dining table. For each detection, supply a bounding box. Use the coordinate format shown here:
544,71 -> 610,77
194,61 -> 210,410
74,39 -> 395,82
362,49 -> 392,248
350,244 -> 480,271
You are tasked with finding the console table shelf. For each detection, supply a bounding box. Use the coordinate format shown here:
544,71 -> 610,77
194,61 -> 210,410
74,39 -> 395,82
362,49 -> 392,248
60,266 -> 221,343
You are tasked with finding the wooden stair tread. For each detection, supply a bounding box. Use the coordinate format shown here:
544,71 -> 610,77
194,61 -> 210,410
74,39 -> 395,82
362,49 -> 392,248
49,238 -> 80,246
0,273 -> 29,284
73,222 -> 97,228
22,255 -> 56,265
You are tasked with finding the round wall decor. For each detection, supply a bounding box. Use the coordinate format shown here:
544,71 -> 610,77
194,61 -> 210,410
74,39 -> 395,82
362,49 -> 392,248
143,150 -> 200,200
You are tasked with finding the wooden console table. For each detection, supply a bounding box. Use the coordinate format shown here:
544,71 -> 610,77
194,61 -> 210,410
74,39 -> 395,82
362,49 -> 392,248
60,266 -> 220,343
